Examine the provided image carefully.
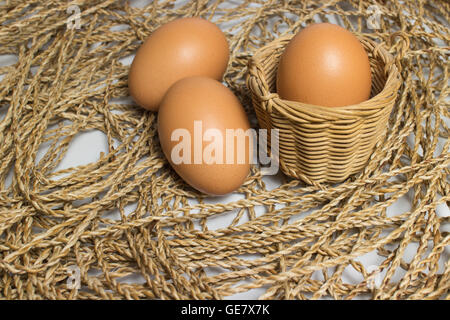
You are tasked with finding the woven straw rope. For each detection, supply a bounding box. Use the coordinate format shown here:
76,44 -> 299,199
0,0 -> 449,300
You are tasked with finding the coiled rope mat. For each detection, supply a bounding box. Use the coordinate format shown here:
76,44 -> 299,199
0,0 -> 449,300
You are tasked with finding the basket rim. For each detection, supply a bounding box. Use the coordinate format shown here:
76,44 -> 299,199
247,33 -> 401,119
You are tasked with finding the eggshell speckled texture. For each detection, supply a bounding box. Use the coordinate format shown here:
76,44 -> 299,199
129,17 -> 229,111
158,77 -> 251,196
276,23 -> 372,107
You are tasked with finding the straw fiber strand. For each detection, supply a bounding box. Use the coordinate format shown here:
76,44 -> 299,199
0,0 -> 449,300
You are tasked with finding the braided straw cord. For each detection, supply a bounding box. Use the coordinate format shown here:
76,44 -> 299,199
0,0 -> 449,300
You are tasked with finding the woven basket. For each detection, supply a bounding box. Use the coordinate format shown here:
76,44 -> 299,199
247,33 -> 402,184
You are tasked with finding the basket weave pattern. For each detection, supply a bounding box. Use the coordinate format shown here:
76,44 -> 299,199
247,35 -> 401,184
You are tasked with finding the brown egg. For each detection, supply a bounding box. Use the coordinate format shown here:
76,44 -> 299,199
158,77 -> 251,195
129,17 -> 229,111
276,23 -> 372,107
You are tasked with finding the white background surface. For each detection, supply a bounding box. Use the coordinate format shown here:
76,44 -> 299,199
0,0 -> 448,299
